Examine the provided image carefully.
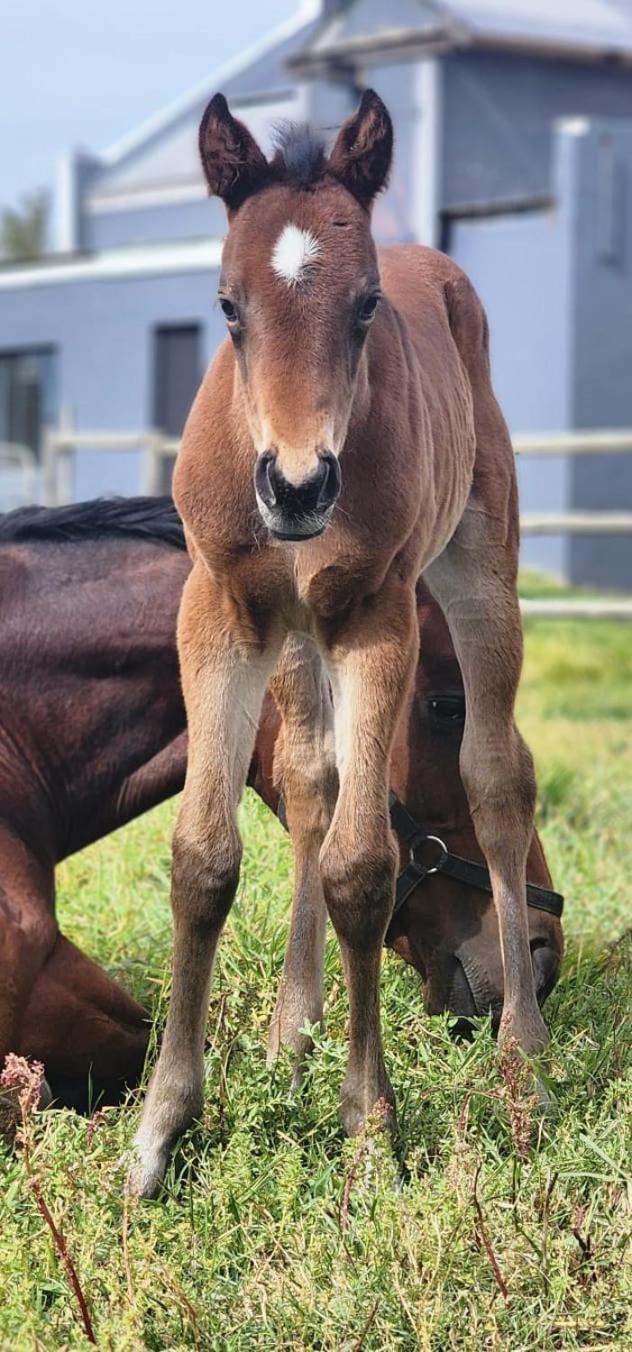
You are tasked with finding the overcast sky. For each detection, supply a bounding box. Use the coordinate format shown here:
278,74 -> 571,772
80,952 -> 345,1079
1,0 -> 300,212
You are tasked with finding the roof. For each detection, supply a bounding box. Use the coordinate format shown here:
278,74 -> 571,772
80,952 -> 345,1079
0,238 -> 223,291
102,3 -> 320,169
291,0 -> 632,67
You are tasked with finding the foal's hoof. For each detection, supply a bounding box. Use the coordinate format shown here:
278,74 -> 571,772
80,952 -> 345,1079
126,1157 -> 167,1201
498,1006 -> 549,1057
266,1007 -> 321,1091
340,1085 -> 396,1139
126,1138 -> 169,1200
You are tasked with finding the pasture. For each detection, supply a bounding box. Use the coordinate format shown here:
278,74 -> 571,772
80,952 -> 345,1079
1,590 -> 630,1350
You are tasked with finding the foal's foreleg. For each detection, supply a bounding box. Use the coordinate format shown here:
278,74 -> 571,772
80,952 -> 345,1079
129,566 -> 280,1198
321,587 -> 418,1136
266,637 -> 337,1079
426,512 -> 548,1054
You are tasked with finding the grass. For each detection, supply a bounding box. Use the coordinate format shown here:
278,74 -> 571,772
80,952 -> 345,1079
1,589 -> 631,1350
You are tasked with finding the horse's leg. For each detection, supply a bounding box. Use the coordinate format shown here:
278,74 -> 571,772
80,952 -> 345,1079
0,829 -> 57,1081
320,584 -> 418,1136
129,564 -> 281,1198
425,505 -> 548,1054
266,637 -> 337,1079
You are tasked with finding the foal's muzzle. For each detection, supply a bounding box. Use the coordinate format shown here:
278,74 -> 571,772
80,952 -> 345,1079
254,450 -> 341,540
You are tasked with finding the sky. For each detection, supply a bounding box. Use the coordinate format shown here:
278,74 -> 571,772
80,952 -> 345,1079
0,0 -> 301,213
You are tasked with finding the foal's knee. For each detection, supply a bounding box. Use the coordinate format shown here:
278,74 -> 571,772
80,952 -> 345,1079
276,739 -> 338,840
320,832 -> 397,947
171,831 -> 241,932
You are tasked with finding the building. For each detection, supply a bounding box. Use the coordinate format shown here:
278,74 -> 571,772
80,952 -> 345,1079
1,0 -> 632,586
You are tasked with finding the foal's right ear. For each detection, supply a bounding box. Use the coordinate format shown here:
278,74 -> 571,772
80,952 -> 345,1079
199,93 -> 271,214
329,89 -> 393,208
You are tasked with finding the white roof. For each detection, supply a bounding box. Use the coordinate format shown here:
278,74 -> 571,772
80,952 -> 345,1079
298,0 -> 632,61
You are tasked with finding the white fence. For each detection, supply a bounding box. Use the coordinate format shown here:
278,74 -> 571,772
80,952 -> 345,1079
1,424 -> 631,618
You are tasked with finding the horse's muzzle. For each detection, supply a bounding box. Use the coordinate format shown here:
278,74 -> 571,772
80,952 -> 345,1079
447,937 -> 562,1037
254,450 -> 340,540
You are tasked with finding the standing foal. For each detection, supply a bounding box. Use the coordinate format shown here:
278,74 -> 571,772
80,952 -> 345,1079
131,90 -> 548,1197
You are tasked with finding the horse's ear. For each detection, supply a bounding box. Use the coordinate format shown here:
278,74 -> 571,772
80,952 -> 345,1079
199,93 -> 271,213
328,89 -> 393,208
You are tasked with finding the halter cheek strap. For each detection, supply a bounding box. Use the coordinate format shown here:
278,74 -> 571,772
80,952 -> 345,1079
388,791 -> 564,923
276,791 -> 564,939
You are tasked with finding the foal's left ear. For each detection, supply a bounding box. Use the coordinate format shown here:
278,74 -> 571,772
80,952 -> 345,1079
329,89 -> 393,208
199,93 -> 271,214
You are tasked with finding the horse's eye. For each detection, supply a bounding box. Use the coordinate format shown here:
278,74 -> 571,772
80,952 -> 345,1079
358,292 -> 380,325
220,297 -> 238,324
427,695 -> 466,728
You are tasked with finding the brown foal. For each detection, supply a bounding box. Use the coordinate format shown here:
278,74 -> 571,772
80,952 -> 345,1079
131,91 -> 550,1196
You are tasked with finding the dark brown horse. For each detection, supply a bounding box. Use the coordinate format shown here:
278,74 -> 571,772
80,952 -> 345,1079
0,499 -> 561,1112
131,88 -> 557,1195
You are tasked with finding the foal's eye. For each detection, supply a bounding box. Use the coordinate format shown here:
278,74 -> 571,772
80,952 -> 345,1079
219,297 -> 239,324
358,292 -> 381,325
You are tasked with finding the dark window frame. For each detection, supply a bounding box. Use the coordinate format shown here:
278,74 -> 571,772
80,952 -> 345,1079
0,344 -> 58,460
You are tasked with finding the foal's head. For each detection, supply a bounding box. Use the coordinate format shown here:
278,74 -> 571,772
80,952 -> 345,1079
199,90 -> 393,540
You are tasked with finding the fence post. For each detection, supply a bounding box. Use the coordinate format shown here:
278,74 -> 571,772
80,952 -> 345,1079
141,431 -> 164,496
41,425 -> 57,506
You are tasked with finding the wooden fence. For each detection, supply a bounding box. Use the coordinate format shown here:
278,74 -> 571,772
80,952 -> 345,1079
1,423 -> 630,619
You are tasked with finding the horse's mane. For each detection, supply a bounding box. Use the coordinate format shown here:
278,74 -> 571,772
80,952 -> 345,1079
0,496 -> 187,550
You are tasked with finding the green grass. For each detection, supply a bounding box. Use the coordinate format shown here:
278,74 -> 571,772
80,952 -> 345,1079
1,605 -> 631,1350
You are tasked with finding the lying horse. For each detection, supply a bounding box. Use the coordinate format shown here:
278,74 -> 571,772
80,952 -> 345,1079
132,90 -> 562,1195
0,498 -> 561,1109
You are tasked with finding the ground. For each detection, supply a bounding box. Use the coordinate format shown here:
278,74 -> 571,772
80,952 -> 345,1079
0,585 -> 630,1350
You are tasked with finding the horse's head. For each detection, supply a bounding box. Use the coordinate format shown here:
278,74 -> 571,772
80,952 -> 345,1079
198,90 -> 393,540
387,585 -> 564,1030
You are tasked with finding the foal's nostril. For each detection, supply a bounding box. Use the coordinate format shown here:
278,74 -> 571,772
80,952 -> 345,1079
531,939 -> 560,1007
254,451 -> 278,509
316,451 -> 341,509
446,957 -> 478,1041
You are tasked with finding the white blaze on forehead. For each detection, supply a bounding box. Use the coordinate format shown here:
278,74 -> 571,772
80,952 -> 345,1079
271,223 -> 320,287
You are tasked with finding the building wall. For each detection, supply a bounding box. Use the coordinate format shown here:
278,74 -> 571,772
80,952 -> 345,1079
0,268 -> 222,500
566,119 -> 632,589
442,50 -> 632,208
83,198 -> 221,252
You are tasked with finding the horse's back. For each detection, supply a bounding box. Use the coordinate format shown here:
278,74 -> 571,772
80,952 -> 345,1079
380,243 -> 518,538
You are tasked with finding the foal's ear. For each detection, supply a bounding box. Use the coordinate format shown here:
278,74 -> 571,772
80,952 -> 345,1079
199,93 -> 271,213
329,89 -> 393,208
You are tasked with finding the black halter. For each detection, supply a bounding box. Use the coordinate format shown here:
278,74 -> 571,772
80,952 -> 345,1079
388,791 -> 564,922
276,791 -> 564,932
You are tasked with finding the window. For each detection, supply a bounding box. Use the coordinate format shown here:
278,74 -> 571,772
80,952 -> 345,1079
0,348 -> 57,458
152,325 -> 202,494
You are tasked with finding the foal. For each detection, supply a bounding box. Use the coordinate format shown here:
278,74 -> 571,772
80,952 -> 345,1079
132,91 -> 549,1196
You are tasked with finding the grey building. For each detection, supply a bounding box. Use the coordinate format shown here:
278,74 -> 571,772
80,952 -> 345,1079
1,0 -> 632,586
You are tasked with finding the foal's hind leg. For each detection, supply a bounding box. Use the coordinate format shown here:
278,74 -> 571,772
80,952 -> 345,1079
266,637 -> 337,1080
426,505 -> 548,1054
129,565 -> 281,1198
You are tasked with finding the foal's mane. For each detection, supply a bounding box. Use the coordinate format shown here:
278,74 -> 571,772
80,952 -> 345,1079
0,496 -> 187,550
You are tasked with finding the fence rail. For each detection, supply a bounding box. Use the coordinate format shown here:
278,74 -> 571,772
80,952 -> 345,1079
1,422 -> 631,618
